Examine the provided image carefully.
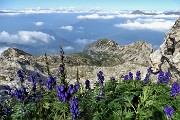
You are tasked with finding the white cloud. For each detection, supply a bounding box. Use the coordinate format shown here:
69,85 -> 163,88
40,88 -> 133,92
153,14 -> 179,19
59,26 -> 73,31
0,31 -> 55,45
77,14 -> 115,19
34,22 -> 44,26
0,47 -> 9,54
76,13 -> 179,20
79,27 -> 84,29
64,46 -> 74,51
75,38 -> 88,44
114,18 -> 175,32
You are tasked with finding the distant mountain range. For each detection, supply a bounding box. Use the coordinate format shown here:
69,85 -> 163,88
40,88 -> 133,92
0,9 -> 179,14
131,10 -> 180,15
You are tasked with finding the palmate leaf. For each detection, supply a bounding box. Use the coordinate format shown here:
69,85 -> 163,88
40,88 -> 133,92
139,86 -> 152,107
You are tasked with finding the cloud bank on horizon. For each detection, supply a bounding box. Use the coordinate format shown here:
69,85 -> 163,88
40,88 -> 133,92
76,13 -> 179,32
114,18 -> 175,32
0,31 -> 55,45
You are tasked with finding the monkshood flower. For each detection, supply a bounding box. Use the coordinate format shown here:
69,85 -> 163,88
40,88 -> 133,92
29,75 -> 37,92
4,85 -> 11,95
144,74 -> 150,83
70,97 -> 79,120
58,64 -> 64,75
97,85 -> 105,102
68,84 -> 74,95
14,88 -> 24,102
17,70 -> 24,83
110,77 -> 116,81
97,71 -> 105,101
136,71 -> 141,80
4,105 -> 9,115
46,76 -> 56,90
35,73 -> 44,86
121,75 -> 129,80
85,80 -> 90,89
147,67 -> 153,74
129,72 -> 133,80
158,70 -> 170,84
97,71 -> 104,84
74,82 -> 80,92
164,106 -> 174,119
56,85 -> 69,102
170,82 -> 180,97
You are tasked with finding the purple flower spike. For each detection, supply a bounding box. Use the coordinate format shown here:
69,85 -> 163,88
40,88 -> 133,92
170,82 -> 180,97
164,106 -> 174,119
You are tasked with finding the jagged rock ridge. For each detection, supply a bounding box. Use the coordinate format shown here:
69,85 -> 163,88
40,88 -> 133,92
150,17 -> 180,81
81,38 -> 153,66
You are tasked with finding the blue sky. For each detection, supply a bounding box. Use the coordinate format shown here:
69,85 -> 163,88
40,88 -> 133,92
0,0 -> 179,10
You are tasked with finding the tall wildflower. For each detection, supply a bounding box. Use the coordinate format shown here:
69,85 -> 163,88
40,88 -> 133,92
164,106 -> 174,119
129,72 -> 133,80
170,82 -> 180,97
70,97 -> 79,120
158,70 -> 170,84
17,70 -> 24,83
136,71 -> 141,80
144,74 -> 150,83
46,76 -> 56,90
97,71 -> 105,101
144,67 -> 153,83
121,75 -> 129,80
85,80 -> 91,90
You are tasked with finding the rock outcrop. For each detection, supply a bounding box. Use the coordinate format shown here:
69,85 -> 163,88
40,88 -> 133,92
0,48 -> 47,87
150,17 -> 180,81
82,38 -> 153,66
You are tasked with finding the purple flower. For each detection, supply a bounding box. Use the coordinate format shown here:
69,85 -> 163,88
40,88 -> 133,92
136,71 -> 141,80
4,105 -> 9,115
4,85 -> 11,95
164,106 -> 174,119
14,88 -> 24,102
144,74 -> 150,83
122,75 -> 129,80
74,83 -> 80,92
68,84 -> 74,95
170,82 -> 180,97
158,70 -> 170,84
70,97 -> 79,120
85,80 -> 90,89
17,70 -> 24,83
110,77 -> 116,81
56,85 -> 70,102
129,72 -> 133,80
147,67 -> 153,74
58,64 -> 64,75
46,76 -> 56,90
97,71 -> 104,84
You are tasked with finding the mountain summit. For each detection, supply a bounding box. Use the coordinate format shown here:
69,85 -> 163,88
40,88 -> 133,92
81,38 -> 153,66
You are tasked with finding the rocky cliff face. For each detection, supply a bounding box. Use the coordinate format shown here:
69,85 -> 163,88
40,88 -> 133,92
150,17 -> 180,81
82,38 -> 153,66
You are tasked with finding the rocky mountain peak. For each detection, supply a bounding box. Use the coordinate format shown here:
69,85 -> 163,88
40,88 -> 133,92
83,38 -> 119,52
94,38 -> 118,47
1,47 -> 31,59
81,38 -> 153,66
